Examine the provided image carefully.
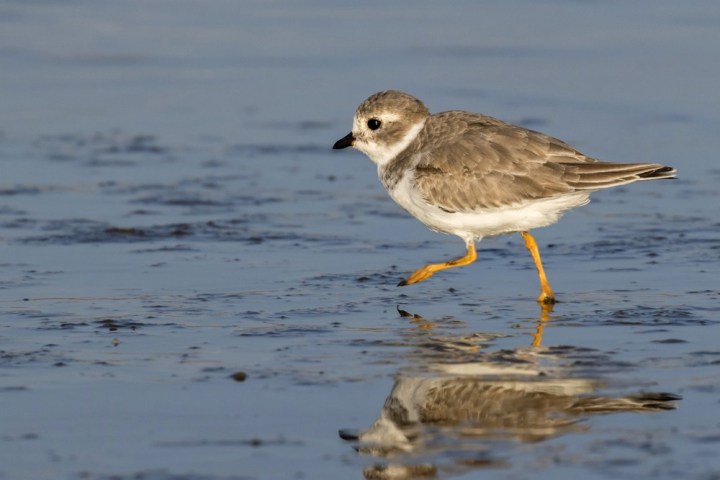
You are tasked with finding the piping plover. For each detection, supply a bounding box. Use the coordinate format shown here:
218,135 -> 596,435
333,90 -> 676,304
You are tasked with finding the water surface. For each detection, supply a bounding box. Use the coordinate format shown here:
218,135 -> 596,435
1,1 -> 719,479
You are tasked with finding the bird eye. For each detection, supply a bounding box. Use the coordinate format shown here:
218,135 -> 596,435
367,118 -> 382,130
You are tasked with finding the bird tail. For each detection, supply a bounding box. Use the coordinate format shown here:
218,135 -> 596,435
561,162 -> 676,191
637,165 -> 676,179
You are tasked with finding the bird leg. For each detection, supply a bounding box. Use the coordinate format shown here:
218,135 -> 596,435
398,241 -> 477,286
521,231 -> 556,304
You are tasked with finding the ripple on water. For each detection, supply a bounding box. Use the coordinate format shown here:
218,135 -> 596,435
601,305 -> 714,326
34,132 -> 169,160
12,217 -> 348,246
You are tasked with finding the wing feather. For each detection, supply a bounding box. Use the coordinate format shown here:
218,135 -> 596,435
409,112 -> 675,212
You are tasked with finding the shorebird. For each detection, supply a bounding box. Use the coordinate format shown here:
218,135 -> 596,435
333,90 -> 676,303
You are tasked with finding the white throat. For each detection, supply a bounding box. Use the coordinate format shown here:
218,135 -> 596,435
355,120 -> 425,167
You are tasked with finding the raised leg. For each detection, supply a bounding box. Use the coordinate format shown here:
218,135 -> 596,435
398,240 -> 477,286
520,231 -> 556,304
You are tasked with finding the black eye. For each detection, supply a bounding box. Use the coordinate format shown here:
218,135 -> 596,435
367,118 -> 382,130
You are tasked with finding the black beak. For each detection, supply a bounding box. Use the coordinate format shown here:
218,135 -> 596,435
333,132 -> 354,150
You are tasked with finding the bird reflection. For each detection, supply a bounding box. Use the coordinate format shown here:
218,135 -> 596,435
341,306 -> 681,479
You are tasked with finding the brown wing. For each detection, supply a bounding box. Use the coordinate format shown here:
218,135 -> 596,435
412,112 -> 674,212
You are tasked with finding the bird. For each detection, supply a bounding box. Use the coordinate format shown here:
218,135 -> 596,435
332,90 -> 676,304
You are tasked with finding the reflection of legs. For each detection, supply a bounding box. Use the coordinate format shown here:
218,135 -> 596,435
398,240 -> 477,286
521,231 -> 556,304
532,303 -> 554,347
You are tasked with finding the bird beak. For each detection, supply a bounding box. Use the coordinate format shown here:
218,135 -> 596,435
333,132 -> 355,149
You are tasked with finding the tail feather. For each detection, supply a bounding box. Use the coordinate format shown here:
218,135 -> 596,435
561,162 -> 676,191
638,165 -> 676,178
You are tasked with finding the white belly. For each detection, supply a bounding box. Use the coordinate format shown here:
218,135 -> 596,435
385,170 -> 589,241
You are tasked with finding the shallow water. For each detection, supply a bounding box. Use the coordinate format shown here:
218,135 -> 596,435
1,1 -> 720,479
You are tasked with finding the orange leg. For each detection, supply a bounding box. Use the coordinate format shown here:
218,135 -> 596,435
521,231 -> 556,305
398,241 -> 477,286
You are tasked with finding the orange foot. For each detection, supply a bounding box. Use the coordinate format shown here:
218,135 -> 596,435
398,242 -> 477,287
537,291 -> 556,305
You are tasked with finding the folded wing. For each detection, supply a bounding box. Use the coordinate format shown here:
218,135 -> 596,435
412,113 -> 675,213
